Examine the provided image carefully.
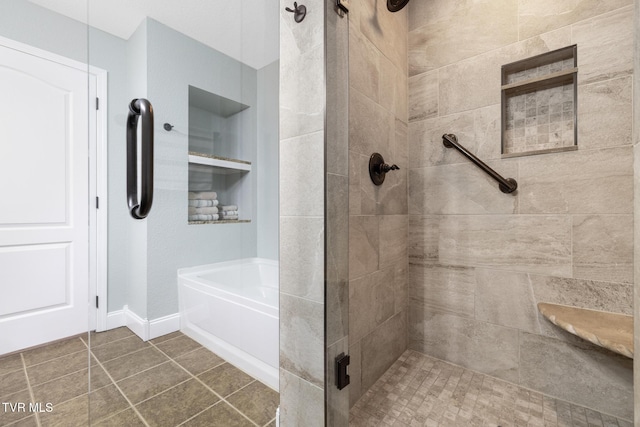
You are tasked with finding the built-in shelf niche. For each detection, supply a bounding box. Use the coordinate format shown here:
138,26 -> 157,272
501,45 -> 577,158
188,86 -> 252,224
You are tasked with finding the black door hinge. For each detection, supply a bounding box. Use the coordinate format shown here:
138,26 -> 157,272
95,296 -> 99,308
336,353 -> 350,390
96,196 -> 99,209
96,97 -> 100,110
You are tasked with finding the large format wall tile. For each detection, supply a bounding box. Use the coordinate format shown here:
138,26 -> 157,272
409,71 -> 438,122
379,55 -> 408,123
379,215 -> 408,267
349,89 -> 394,157
530,275 -> 633,316
390,259 -> 409,315
349,27 -> 380,104
360,165 -> 408,216
518,0 -> 632,40
279,43 -> 325,140
279,294 -> 324,388
359,0 -> 407,74
349,151 -> 361,215
572,7 -> 633,86
279,370 -> 324,427
279,131 -> 324,216
409,264 -> 476,318
408,111 -> 476,168
519,332 -> 633,420
361,311 -> 408,392
518,146 -> 633,214
409,0 -> 517,76
438,215 -> 572,276
408,215 -> 440,264
409,160 -> 518,215
280,217 -> 324,302
349,270 -> 395,344
572,215 -> 633,284
348,341 -> 362,407
474,269 -> 540,334
326,174 -> 349,345
438,27 -> 571,115
409,306 -> 519,383
578,77 -> 632,150
349,216 -> 379,279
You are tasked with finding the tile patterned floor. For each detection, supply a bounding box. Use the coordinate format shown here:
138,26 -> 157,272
0,328 -> 278,427
350,350 -> 632,427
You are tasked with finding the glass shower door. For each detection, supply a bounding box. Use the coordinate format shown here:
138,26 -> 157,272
0,1 -> 93,425
86,1 -> 280,426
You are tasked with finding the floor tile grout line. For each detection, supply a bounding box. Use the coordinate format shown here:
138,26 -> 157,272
19,353 -> 41,427
84,338 -> 151,427
148,340 -> 262,427
109,358 -> 176,384
82,330 -> 137,349
89,343 -> 154,367
21,340 -> 87,371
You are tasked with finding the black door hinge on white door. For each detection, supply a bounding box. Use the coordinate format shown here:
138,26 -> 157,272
95,296 -> 99,308
96,97 -> 100,110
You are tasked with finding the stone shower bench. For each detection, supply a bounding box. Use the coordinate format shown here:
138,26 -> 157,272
537,302 -> 633,359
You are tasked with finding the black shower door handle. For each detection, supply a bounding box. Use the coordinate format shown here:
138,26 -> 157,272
126,98 -> 154,219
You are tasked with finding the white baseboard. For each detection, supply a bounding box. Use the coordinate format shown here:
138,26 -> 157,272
105,309 -> 125,330
149,313 -> 181,339
104,306 -> 179,341
125,306 -> 149,340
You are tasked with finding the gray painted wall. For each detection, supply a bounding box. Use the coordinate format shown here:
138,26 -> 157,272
145,18 -> 258,320
257,60 -> 280,260
1,3 -> 276,323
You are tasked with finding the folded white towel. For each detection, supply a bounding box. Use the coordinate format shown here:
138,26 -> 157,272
221,215 -> 238,220
189,191 -> 218,200
188,199 -> 219,207
188,214 -> 219,221
220,210 -> 238,216
188,206 -> 219,215
220,205 -> 238,212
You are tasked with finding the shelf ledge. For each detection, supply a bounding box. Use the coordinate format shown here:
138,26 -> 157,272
188,152 -> 251,172
537,302 -> 633,359
189,219 -> 251,225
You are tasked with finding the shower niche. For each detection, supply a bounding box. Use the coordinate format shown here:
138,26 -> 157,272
501,45 -> 578,158
188,85 -> 252,224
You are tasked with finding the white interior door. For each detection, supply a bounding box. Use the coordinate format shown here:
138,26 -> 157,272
0,43 -> 91,354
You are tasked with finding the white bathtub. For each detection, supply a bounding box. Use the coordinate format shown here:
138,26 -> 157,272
178,258 -> 278,391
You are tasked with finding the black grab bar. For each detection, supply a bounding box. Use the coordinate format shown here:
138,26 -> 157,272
127,98 -> 154,219
442,134 -> 517,194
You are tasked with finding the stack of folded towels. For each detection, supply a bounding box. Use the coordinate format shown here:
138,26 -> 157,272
219,205 -> 239,221
188,191 -> 219,221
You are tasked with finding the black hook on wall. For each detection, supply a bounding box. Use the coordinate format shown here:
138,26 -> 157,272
285,2 -> 307,23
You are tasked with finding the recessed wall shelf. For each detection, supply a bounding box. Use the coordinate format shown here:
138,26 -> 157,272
501,45 -> 578,158
188,85 -> 252,224
538,302 -> 633,359
189,219 -> 251,225
188,152 -> 251,174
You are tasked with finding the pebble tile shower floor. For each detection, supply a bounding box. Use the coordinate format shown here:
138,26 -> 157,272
0,328 -> 278,426
350,350 -> 632,427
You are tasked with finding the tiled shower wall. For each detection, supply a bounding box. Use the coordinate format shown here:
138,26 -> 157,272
348,0 -> 409,406
408,0 -> 634,420
279,0 -> 326,424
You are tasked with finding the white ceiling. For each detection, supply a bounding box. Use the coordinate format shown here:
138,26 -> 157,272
28,0 -> 280,70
